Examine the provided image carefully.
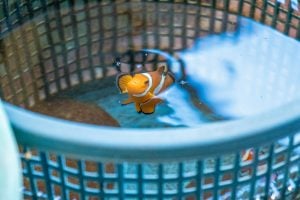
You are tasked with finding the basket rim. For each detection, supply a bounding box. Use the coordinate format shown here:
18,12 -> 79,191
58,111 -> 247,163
4,99 -> 300,162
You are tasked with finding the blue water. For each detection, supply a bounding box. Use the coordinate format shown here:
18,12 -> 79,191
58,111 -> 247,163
76,17 -> 300,128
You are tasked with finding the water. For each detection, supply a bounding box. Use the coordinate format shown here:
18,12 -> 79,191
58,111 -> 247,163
72,81 -> 210,128
67,17 -> 300,128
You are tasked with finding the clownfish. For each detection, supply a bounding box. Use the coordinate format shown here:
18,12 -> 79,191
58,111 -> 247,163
116,65 -> 175,114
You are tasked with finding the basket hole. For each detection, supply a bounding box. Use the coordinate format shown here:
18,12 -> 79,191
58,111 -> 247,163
143,182 -> 158,194
34,179 -> 47,198
85,180 -> 100,193
202,176 -> 214,189
142,163 -> 158,180
103,163 -> 117,178
84,161 -> 98,175
52,184 -> 62,197
163,182 -> 178,194
236,184 -> 250,199
70,73 -> 80,86
219,188 -> 232,200
103,182 -> 118,194
220,154 -> 235,170
57,55 -> 64,68
273,153 -> 287,169
120,63 -> 131,73
64,158 -> 79,173
47,153 -> 58,167
65,175 -> 80,190
240,149 -> 254,166
44,59 -> 54,73
202,191 -> 213,200
23,176 -> 32,192
94,67 -> 103,79
291,147 -> 300,161
67,49 -> 76,62
239,166 -> 253,181
105,66 -> 118,77
123,163 -> 138,179
68,62 -> 77,73
255,177 -> 266,199
183,160 -> 197,177
49,82 -> 58,94
54,44 -> 62,54
79,46 -> 88,60
50,169 -> 60,182
60,78 -> 68,90
163,163 -> 178,179
203,158 -> 216,174
272,171 -> 284,189
68,190 -> 80,200
259,145 -> 270,160
289,165 -> 299,180
79,37 -> 88,46
219,172 -> 233,186
293,132 -> 300,145
38,89 -> 46,100
124,182 -> 138,194
82,69 -> 92,82
31,163 -> 43,176
257,161 -> 268,176
183,179 -> 196,193
275,137 -> 289,153
28,95 -> 35,107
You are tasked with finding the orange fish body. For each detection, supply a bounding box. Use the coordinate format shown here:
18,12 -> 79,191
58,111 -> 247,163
116,66 -> 175,114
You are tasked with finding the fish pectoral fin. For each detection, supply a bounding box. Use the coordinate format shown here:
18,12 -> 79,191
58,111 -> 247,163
122,97 -> 134,105
157,65 -> 167,75
148,92 -> 155,98
116,73 -> 133,93
135,103 -> 141,113
140,97 -> 162,114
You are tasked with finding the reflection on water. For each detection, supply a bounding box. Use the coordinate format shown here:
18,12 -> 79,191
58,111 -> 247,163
176,17 -> 300,119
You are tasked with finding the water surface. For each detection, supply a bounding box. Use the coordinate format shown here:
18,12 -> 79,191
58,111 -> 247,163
83,17 -> 300,128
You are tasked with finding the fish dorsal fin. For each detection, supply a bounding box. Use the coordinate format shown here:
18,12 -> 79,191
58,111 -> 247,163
116,73 -> 133,93
157,65 -> 168,75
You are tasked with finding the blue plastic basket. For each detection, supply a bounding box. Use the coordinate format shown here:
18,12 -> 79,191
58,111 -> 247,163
0,100 -> 22,200
0,0 -> 300,199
